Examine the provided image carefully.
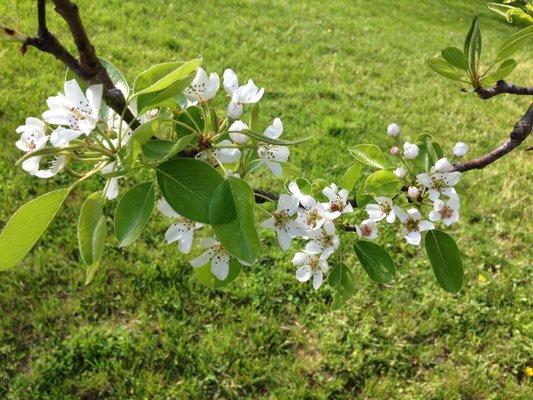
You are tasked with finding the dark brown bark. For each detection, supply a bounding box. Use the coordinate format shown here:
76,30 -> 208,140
475,80 -> 533,100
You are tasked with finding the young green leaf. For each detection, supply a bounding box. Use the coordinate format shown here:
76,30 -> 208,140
354,240 -> 396,283
427,58 -> 465,82
0,188 -> 70,271
241,129 -> 309,146
425,230 -> 464,293
142,134 -> 196,162
328,263 -> 356,310
363,170 -> 402,197
496,25 -> 533,62
156,159 -> 224,223
356,185 -> 373,209
348,144 -> 387,169
479,59 -> 517,87
341,162 -> 364,193
133,58 -> 202,96
136,74 -> 195,114
209,177 -> 260,264
468,16 -> 481,77
441,47 -> 469,71
174,106 -> 204,137
114,182 -> 155,247
78,192 -> 106,268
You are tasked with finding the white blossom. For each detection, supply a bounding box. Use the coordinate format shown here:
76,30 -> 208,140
321,183 -> 353,219
190,238 -> 231,280
296,200 -> 327,233
260,194 -> 301,250
416,170 -> 461,201
15,117 -> 48,175
407,186 -> 420,200
288,181 -> 315,209
387,123 -> 400,137
228,120 -> 249,144
223,68 -> 239,96
196,139 -> 241,167
43,79 -> 102,136
305,220 -> 339,259
157,198 -> 202,254
225,70 -> 264,119
257,118 -> 289,177
293,251 -> 329,290
453,142 -> 469,157
365,196 -> 396,223
403,141 -> 419,159
183,68 -> 220,102
395,207 -> 434,246
433,157 -> 452,173
429,195 -> 460,226
394,167 -> 406,179
355,219 -> 379,240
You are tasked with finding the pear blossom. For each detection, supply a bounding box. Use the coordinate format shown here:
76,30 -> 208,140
288,181 -> 315,209
453,142 -> 469,157
305,220 -> 340,259
416,170 -> 461,201
228,120 -> 250,144
15,117 -> 48,175
225,70 -> 264,119
433,158 -> 452,173
157,198 -> 202,254
257,118 -> 289,177
34,155 -> 66,179
296,200 -> 327,233
321,183 -> 353,219
429,195 -> 460,226
293,251 -> 330,290
395,207 -> 434,245
183,68 -> 220,102
407,186 -> 420,200
387,123 -> 400,137
394,167 -> 406,179
100,130 -> 132,200
365,196 -> 396,223
403,141 -> 419,159
196,139 -> 241,167
190,238 -> 231,280
42,79 -> 102,136
260,194 -> 301,250
355,219 -> 379,240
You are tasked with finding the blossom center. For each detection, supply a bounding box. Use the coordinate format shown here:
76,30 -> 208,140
405,219 -> 419,232
329,200 -> 344,213
274,211 -> 291,229
440,205 -> 453,219
305,209 -> 322,228
361,225 -> 373,237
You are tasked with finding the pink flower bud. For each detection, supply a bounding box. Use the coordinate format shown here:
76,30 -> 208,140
390,146 -> 400,156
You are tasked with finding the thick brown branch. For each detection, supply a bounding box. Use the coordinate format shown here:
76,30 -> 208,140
453,104 -> 533,172
475,80 -> 533,99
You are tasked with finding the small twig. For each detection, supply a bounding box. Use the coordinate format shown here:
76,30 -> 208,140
475,80 -> 533,100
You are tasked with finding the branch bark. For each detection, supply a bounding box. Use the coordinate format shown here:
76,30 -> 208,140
453,103 -> 533,172
24,0 -> 139,128
475,80 -> 533,99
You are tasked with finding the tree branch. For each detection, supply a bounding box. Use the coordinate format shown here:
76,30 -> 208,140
453,103 -> 533,172
475,80 -> 533,99
24,0 -> 139,128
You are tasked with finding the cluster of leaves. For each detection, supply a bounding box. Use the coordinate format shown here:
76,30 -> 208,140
488,0 -> 533,25
428,17 -> 532,87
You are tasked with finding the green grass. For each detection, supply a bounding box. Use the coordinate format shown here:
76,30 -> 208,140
0,0 -> 532,398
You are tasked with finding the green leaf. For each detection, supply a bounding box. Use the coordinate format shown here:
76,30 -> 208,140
249,103 -> 260,131
463,16 -> 477,55
114,182 -> 155,247
174,106 -> 204,137
356,185 -> 373,209
496,25 -> 533,62
241,129 -> 309,146
328,263 -> 356,310
467,16 -> 481,76
136,74 -> 195,114
116,117 -> 164,172
427,58 -> 464,82
441,47 -> 469,70
479,59 -> 517,87
78,192 -> 106,269
209,177 -> 260,264
363,170 -> 402,197
0,188 -> 70,271
194,259 -> 242,289
133,58 -> 202,96
425,230 -> 464,293
348,144 -> 387,169
142,134 -> 196,162
354,240 -> 396,283
156,158 -> 224,223
341,162 -> 364,192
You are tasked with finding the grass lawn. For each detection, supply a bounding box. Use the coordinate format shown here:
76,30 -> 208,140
0,0 -> 532,398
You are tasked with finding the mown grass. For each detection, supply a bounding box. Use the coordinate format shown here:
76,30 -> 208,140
0,0 -> 532,398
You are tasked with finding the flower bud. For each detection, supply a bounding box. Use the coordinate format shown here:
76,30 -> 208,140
433,158 -> 452,173
403,142 -> 419,159
390,146 -> 399,156
407,186 -> 420,200
387,123 -> 400,137
394,167 -> 406,179
453,142 -> 469,157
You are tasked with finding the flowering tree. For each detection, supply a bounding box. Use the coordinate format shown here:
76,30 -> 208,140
0,2 -> 531,308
